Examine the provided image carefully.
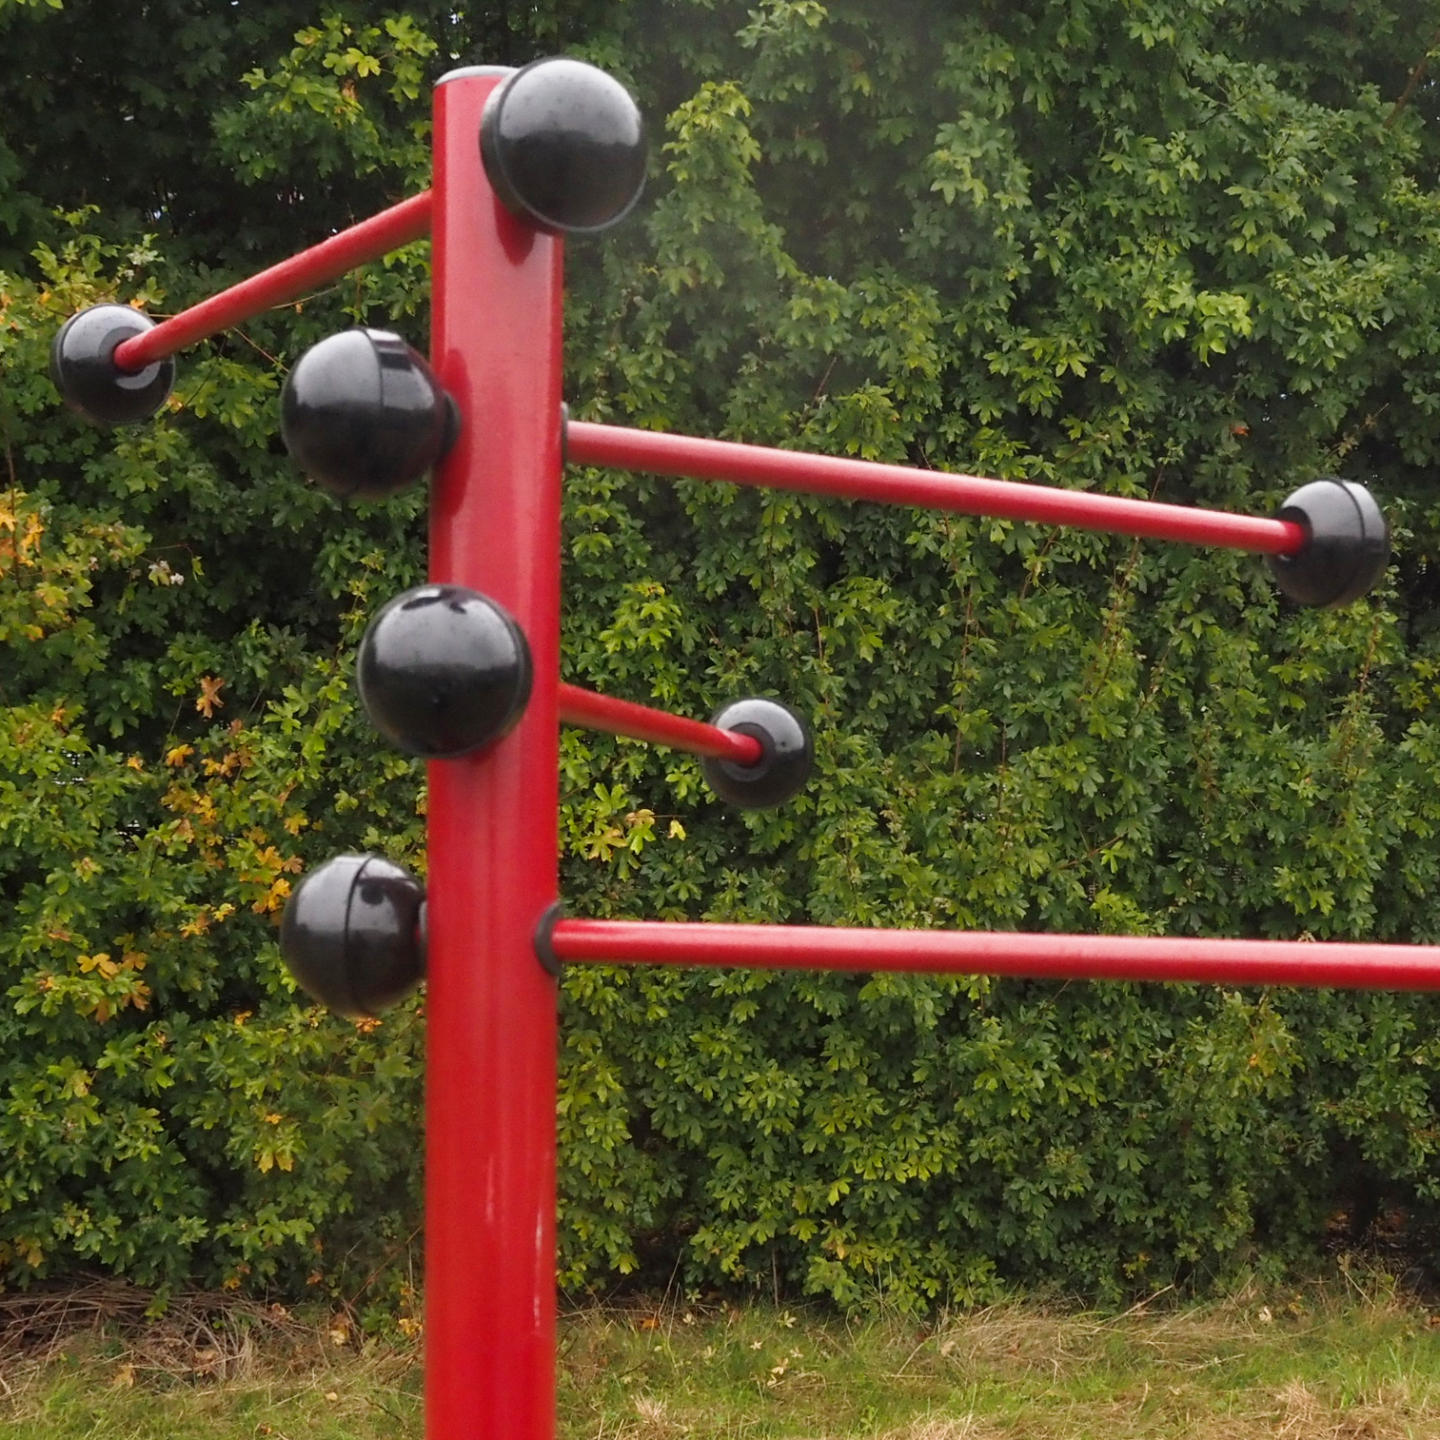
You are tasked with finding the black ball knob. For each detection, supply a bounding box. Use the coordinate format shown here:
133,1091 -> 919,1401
358,584 -> 532,758
279,854 -> 426,1018
480,57 -> 646,234
281,328 -> 457,500
50,304 -> 175,426
1266,477 -> 1389,608
701,697 -> 814,810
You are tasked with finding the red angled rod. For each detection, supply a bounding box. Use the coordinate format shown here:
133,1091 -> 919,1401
566,421 -> 1305,556
557,681 -> 763,764
113,190 -> 434,372
549,919 -> 1440,991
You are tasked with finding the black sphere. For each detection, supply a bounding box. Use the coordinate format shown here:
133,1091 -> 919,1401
281,328 -> 457,500
1266,477 -> 1389,608
279,854 -> 426,1018
50,304 -> 175,426
701,697 -> 814,810
358,584 -> 532,758
480,57 -> 646,234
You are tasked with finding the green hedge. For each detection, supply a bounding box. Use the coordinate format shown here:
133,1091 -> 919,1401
5,0 -> 1440,1311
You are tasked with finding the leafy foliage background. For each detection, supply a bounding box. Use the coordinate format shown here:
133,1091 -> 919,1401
5,0 -> 1440,1313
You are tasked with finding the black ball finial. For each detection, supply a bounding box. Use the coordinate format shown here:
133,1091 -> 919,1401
480,57 -> 646,235
701,697 -> 814,810
50,304 -> 175,426
279,854 -> 426,1018
281,328 -> 457,500
1266,477 -> 1389,608
358,584 -> 533,758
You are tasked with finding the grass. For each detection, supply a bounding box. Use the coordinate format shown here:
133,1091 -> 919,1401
4,1270 -> 1440,1438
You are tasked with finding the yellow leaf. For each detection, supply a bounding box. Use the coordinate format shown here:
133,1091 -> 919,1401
179,910 -> 210,938
668,819 -> 687,840
165,744 -> 194,767
195,675 -> 225,718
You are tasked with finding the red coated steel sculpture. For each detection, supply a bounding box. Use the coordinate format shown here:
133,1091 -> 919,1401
51,53 -> 1415,1440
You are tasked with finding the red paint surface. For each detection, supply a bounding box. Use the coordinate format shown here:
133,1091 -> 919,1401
566,421 -> 1305,555
557,681 -> 763,763
549,919 -> 1440,990
112,191 -> 434,370
73,45 -> 1440,1440
425,69 -> 560,1440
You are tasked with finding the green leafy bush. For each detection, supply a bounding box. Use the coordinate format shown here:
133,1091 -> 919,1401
5,0 -> 1440,1310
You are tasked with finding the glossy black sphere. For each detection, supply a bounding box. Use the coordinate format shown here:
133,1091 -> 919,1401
1266,477 -> 1389,608
50,304 -> 175,425
480,57 -> 646,234
281,328 -> 456,500
358,584 -> 532,758
701,697 -> 813,810
279,854 -> 426,1018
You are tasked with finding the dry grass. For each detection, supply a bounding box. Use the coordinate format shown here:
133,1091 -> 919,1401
3,1271 -> 1440,1438
0,1277 -> 319,1386
0,1279 -> 421,1440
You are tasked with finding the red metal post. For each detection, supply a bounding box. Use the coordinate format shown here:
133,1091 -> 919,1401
548,919 -> 1440,990
567,421 -> 1305,555
557,681 -> 763,764
112,190 -> 434,371
426,68 -> 561,1440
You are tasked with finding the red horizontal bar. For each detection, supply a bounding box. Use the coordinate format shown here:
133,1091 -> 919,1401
548,919 -> 1440,991
113,190 -> 435,371
557,682 -> 763,764
566,422 -> 1304,556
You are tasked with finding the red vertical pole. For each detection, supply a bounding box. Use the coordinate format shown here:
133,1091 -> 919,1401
426,66 -> 563,1440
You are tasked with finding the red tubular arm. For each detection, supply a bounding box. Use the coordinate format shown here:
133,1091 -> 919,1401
548,919 -> 1440,990
113,190 -> 434,371
566,421 -> 1305,555
557,682 -> 763,764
